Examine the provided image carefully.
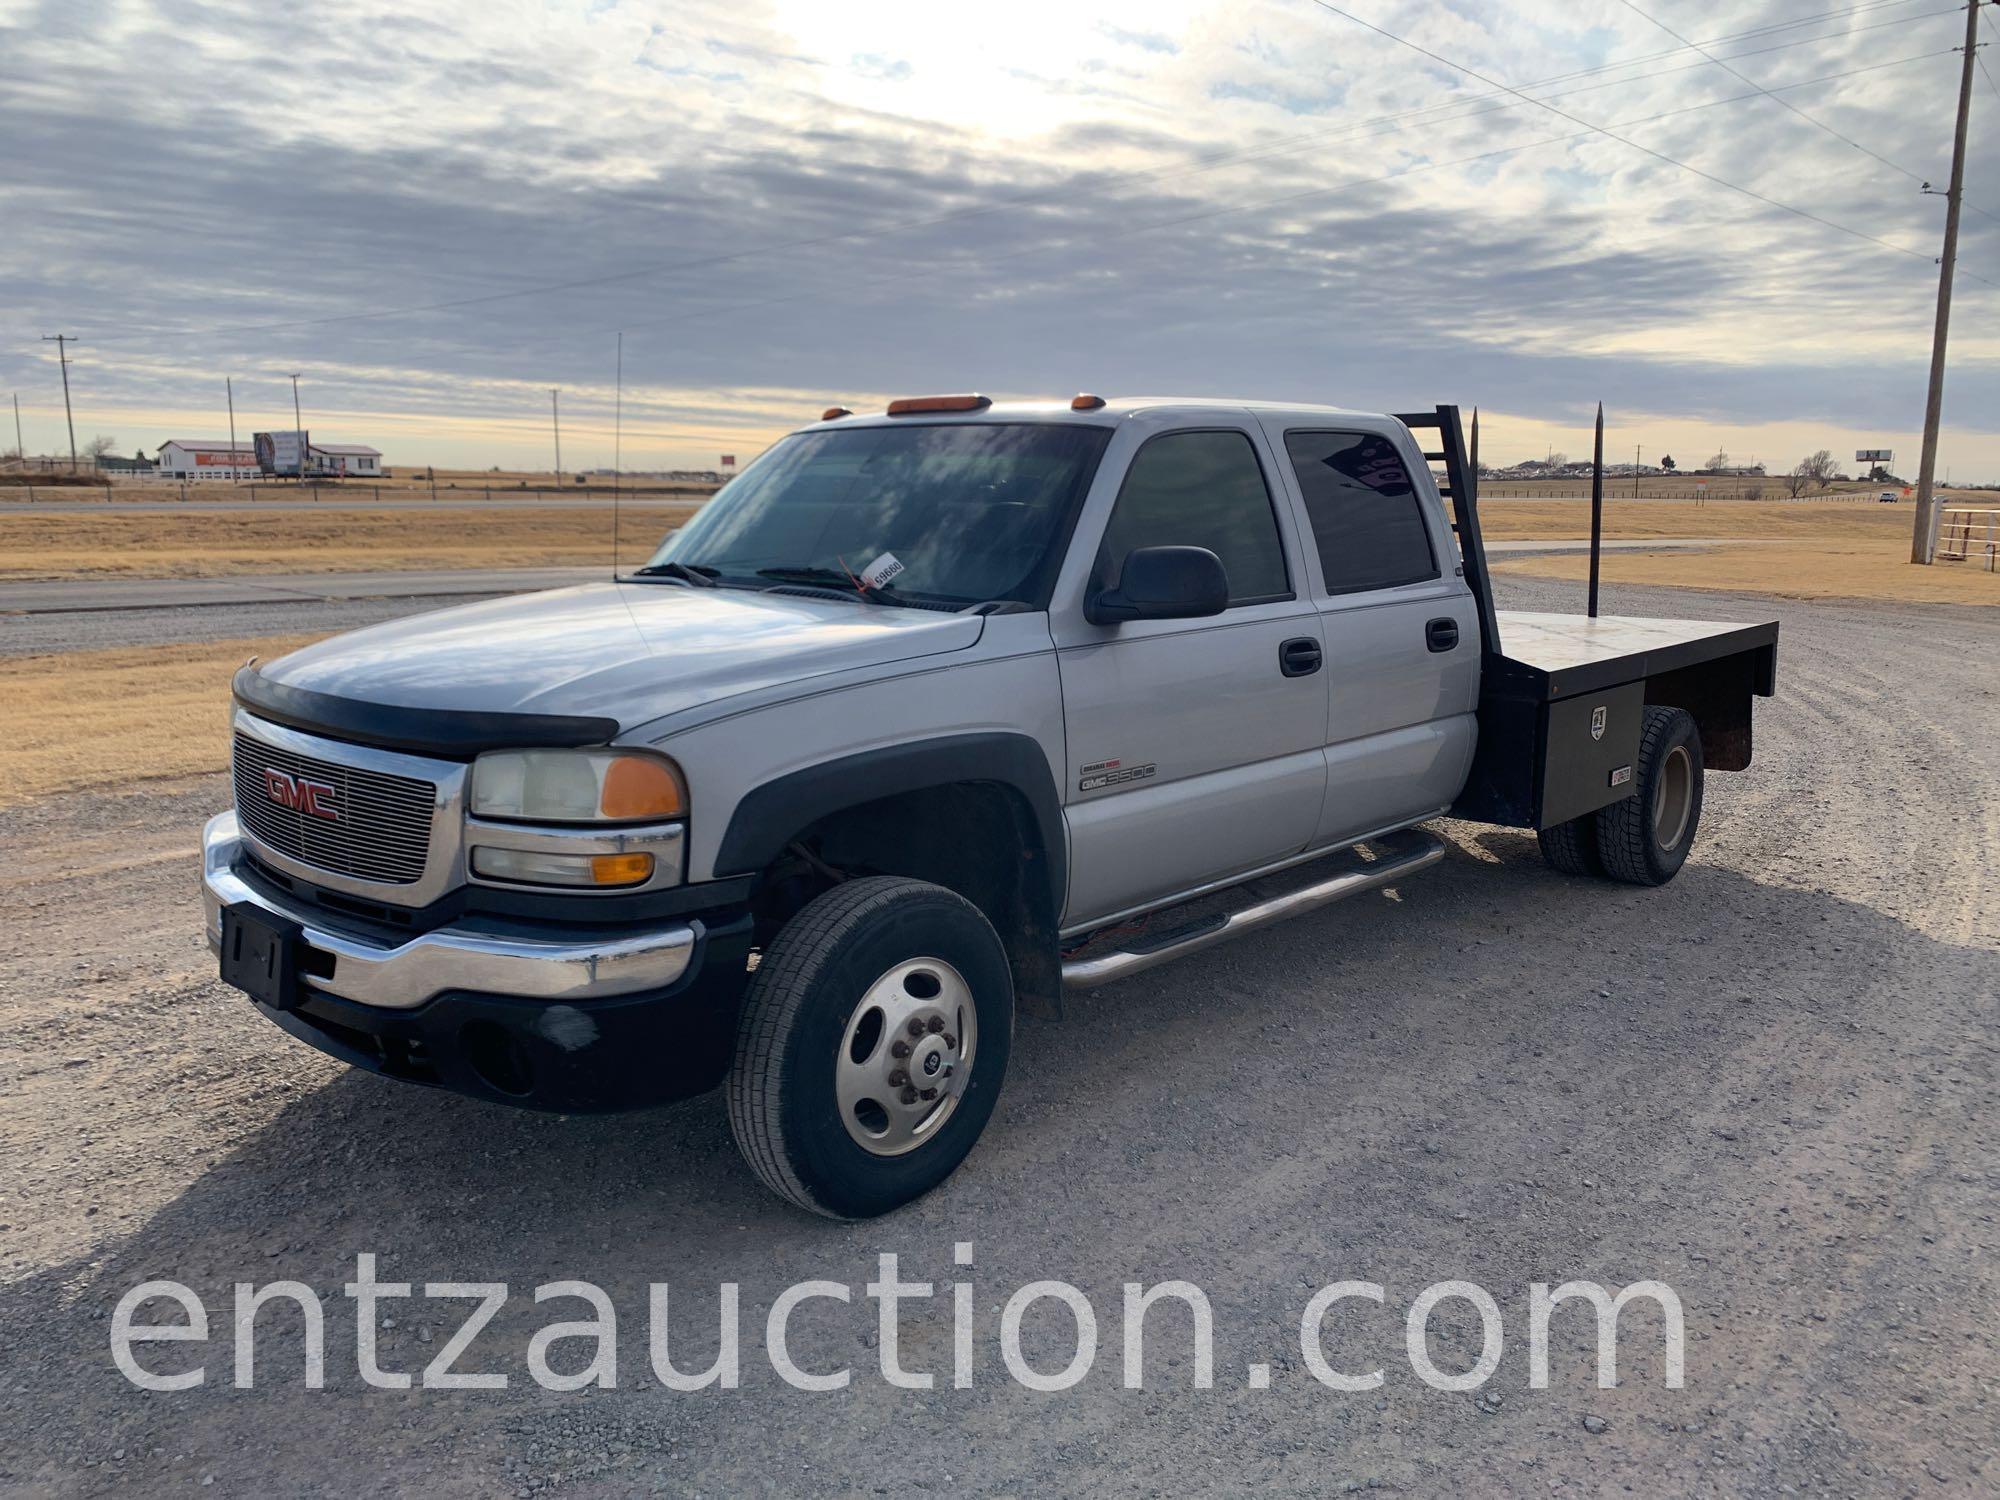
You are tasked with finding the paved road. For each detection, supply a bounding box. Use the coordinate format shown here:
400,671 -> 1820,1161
1,539 -> 1772,619
0,566 -> 612,616
2,495 -> 703,516
2,542 -> 1780,656
0,575 -> 1993,1497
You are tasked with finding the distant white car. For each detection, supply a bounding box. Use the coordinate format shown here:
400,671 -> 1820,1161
1878,489 -> 1898,503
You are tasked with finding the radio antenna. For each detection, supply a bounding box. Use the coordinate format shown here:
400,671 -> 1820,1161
612,331 -> 623,578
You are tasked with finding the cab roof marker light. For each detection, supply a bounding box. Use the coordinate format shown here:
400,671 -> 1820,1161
820,406 -> 853,421
885,393 -> 992,416
1071,393 -> 1107,410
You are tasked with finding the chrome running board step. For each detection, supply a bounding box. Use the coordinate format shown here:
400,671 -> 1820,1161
1060,828 -> 1447,991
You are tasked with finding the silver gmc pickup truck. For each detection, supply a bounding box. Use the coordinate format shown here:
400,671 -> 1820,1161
205,396 -> 1779,1218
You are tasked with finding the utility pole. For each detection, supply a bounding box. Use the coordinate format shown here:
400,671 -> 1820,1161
1912,0 -> 1981,564
551,388 -> 563,485
289,373 -> 306,482
1634,443 -> 1641,501
11,391 -> 22,462
226,377 -> 239,483
41,335 -> 79,472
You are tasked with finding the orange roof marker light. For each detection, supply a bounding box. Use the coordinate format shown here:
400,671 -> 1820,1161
1070,393 -> 1106,411
885,393 -> 992,416
820,406 -> 853,421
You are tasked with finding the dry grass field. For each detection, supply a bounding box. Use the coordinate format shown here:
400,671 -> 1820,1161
1479,497 -> 2000,605
0,634 -> 321,808
0,503 -> 694,579
1475,475 -> 1912,502
0,494 -> 1926,579
1476,496 -> 1912,541
1,499 -> 1991,807
2,492 -> 1991,603
1494,540 -> 1999,605
1,467 -> 720,503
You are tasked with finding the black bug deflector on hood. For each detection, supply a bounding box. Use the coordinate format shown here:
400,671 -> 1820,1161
234,667 -> 619,759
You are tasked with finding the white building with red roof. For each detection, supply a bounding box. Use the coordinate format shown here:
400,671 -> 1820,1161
157,440 -> 257,479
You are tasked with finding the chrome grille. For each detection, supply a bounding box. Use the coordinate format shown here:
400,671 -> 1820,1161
232,733 -> 435,886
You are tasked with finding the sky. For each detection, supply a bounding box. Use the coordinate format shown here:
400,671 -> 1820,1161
3,0 -> 1999,478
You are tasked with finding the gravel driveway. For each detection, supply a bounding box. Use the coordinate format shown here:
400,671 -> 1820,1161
2,577 -> 1994,1497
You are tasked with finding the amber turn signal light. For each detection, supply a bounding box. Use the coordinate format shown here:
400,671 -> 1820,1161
821,406 -> 852,421
1071,393 -> 1106,410
886,394 -> 992,416
598,755 -> 686,820
590,852 -> 656,886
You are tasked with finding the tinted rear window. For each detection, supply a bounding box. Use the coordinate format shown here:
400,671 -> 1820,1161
1283,430 -> 1438,595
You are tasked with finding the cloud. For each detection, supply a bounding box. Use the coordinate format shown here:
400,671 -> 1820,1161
2,0 -> 1996,472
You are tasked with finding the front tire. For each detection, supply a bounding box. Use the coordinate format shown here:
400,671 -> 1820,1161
1594,705 -> 1704,886
726,877 -> 1014,1219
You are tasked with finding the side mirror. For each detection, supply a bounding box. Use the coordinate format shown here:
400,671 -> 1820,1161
1085,545 -> 1229,625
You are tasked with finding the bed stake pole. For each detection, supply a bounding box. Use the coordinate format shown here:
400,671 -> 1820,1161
1588,402 -> 1604,619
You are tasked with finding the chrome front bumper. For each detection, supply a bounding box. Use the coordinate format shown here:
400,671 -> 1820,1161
202,811 -> 696,1011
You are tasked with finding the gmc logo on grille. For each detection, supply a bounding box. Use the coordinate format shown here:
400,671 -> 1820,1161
262,768 -> 339,820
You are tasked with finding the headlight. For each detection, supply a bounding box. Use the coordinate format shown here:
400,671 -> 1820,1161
470,749 -> 686,824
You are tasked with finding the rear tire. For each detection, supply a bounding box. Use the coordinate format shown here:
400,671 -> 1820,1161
1536,813 -> 1602,876
1595,705 -> 1704,886
726,876 -> 1014,1219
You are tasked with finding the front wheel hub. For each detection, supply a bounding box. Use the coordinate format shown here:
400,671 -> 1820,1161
834,957 -> 978,1157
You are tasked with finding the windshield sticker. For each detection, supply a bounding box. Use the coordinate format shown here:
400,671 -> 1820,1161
859,551 -> 906,591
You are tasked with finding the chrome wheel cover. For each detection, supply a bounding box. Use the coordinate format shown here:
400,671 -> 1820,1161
834,957 -> 978,1157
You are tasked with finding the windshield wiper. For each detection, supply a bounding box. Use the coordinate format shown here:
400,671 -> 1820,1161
630,560 -> 720,587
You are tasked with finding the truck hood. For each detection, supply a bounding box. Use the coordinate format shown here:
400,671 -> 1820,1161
257,581 -> 985,729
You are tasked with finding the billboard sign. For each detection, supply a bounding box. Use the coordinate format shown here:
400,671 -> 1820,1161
255,430 -> 310,476
1856,449 -> 1893,464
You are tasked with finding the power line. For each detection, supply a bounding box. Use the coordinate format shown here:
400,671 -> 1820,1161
1614,0 -> 2000,225
1979,48 -> 2000,100
1303,0 -> 1998,285
1616,0 -> 1929,182
50,0 -> 1963,350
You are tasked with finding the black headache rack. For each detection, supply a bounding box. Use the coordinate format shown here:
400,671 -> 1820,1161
1394,404 -> 1780,833
1394,405 -> 1503,663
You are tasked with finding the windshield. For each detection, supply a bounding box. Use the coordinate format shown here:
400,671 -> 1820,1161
641,422 -> 1113,608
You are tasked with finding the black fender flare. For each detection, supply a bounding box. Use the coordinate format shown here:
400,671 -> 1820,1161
713,732 -> 1066,917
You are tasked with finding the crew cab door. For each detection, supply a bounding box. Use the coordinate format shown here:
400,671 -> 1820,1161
1052,420 -> 1328,928
1261,419 -> 1478,845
